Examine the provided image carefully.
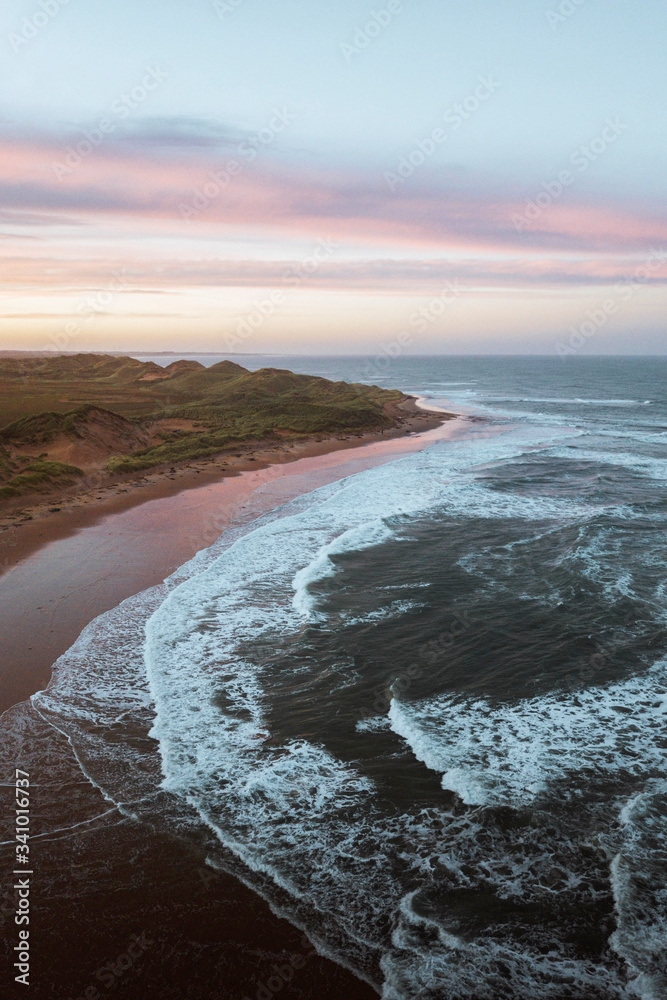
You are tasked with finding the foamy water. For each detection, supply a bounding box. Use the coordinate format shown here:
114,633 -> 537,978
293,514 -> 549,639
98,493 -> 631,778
7,356 -> 666,999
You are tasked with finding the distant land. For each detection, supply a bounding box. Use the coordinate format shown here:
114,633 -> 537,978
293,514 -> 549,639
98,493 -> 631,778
0,349 -> 259,358
125,350 -> 275,357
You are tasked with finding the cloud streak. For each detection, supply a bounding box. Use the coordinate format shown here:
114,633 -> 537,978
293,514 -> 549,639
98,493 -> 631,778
1,118 -> 666,323
2,252 -> 666,297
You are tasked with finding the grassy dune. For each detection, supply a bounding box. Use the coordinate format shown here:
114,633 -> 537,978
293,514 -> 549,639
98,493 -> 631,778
0,354 -> 409,501
0,460 -> 84,500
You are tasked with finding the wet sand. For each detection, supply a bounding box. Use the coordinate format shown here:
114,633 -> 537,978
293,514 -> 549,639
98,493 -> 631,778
0,412 -> 462,715
0,411 -> 466,1000
0,398 -> 441,572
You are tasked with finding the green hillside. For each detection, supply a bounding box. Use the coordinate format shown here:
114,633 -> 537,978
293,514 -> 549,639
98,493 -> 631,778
0,354 -> 411,497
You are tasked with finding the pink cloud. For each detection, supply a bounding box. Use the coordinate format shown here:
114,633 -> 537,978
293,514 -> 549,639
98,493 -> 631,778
1,128 -> 666,302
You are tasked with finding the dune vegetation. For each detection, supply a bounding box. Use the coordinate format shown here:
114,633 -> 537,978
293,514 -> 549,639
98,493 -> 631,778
0,354 -> 411,502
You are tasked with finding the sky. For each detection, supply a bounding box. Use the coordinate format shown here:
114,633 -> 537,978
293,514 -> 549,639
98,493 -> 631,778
1,0 -> 666,355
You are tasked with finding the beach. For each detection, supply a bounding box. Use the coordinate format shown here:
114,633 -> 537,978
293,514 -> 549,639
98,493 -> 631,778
1,354 -> 665,999
0,409 -> 462,1000
0,401 -> 451,713
0,397 -> 441,570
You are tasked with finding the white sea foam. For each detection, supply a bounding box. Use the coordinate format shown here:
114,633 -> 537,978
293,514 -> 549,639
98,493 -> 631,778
482,396 -> 649,407
559,525 -> 667,609
355,715 -> 392,733
143,422 -> 599,804
389,660 -> 667,807
548,446 -> 667,483
609,781 -> 667,1000
341,599 -> 427,629
21,403 -> 666,1000
382,890 -> 630,1000
135,424 -> 649,994
292,519 -> 395,619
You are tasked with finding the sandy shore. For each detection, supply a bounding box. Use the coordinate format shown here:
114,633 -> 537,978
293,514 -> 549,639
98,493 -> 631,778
0,405 -> 468,1000
0,405 -> 461,714
0,397 -> 443,572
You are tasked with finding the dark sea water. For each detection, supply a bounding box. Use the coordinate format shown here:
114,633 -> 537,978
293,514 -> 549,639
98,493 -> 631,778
3,356 -> 667,999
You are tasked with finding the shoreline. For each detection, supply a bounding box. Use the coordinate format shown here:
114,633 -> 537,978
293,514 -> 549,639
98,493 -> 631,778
0,404 -> 463,715
0,401 -> 463,1000
0,396 -> 445,573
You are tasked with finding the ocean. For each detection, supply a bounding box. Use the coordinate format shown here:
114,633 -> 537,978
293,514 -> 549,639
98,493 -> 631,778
2,356 -> 666,999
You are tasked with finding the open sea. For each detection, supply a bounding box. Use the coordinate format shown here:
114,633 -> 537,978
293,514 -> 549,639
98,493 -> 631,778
2,355 -> 666,999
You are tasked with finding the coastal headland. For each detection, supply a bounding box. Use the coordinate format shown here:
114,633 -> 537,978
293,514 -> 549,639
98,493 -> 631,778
0,353 -> 447,567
